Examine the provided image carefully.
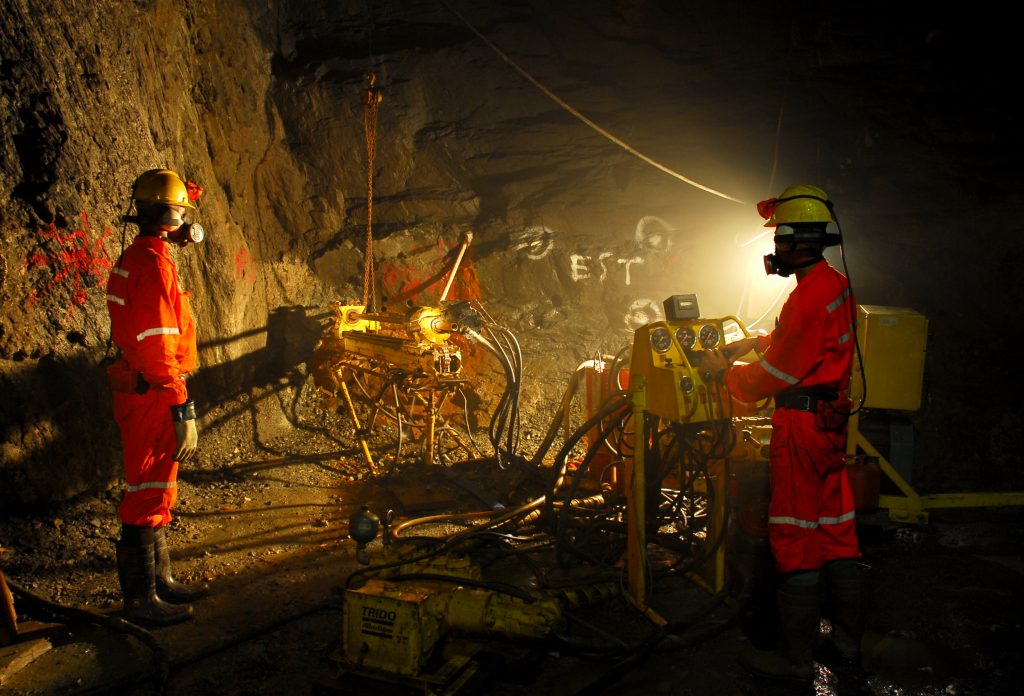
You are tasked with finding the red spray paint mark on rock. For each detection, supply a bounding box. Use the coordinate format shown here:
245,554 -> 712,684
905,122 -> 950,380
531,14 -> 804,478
375,238 -> 484,306
24,211 -> 113,314
234,248 -> 256,286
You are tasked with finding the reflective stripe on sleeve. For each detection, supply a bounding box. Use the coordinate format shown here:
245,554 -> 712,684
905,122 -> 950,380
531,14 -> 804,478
112,268 -> 129,278
137,327 -> 181,342
826,288 -> 850,313
760,357 -> 800,385
107,294 -> 125,305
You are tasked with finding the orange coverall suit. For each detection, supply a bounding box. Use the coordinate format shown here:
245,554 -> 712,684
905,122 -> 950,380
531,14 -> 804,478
106,235 -> 197,528
725,260 -> 860,574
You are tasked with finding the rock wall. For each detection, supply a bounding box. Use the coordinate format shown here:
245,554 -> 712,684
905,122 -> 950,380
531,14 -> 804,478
3,0 -> 1022,509
0,0 -> 336,507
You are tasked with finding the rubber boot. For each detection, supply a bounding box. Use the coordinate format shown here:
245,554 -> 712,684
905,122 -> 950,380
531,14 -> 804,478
822,559 -> 865,665
116,539 -> 193,627
739,571 -> 820,682
154,526 -> 209,603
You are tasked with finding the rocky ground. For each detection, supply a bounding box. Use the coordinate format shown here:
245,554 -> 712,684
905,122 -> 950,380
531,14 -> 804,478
1,385 -> 1023,695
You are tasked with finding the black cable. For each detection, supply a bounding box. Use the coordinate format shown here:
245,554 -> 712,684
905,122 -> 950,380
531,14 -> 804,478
455,385 -> 484,456
541,392 -> 631,523
527,362 -> 588,467
643,419 -> 734,578
833,212 -> 868,415
99,198 -> 136,367
551,413 -> 631,569
347,500 -> 547,590
7,579 -> 169,694
473,323 -> 523,469
492,324 -> 524,463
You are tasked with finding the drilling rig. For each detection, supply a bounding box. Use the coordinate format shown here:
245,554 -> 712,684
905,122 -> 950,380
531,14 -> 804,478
331,293 -> 776,691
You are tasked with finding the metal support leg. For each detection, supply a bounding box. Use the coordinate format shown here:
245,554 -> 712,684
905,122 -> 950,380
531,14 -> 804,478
340,381 -> 378,475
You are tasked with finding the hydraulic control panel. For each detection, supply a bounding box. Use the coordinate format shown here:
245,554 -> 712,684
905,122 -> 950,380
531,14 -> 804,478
629,307 -> 751,424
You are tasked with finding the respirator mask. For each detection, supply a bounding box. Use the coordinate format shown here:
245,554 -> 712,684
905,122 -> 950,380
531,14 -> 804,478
167,220 -> 205,247
126,205 -> 205,247
157,205 -> 205,247
762,224 -> 824,277
763,250 -> 822,277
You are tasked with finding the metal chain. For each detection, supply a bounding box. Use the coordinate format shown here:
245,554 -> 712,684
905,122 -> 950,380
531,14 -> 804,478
362,73 -> 382,309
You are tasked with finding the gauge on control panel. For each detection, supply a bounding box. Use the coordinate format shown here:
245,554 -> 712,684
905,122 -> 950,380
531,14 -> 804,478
674,326 -> 696,350
698,324 -> 720,349
650,326 -> 673,353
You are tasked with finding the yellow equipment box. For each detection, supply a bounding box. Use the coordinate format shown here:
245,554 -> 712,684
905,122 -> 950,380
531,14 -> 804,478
342,579 -> 445,677
849,305 -> 928,411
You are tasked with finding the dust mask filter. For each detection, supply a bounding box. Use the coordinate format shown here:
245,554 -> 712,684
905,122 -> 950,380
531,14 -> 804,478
763,252 -> 789,277
169,222 -> 205,247
763,251 -> 822,277
152,205 -> 203,246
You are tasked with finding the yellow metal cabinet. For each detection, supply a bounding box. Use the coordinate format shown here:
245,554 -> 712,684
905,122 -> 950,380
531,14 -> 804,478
850,305 -> 928,411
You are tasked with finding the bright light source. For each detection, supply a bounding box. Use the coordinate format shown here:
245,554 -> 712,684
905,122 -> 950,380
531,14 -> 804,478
624,201 -> 793,337
730,227 -> 793,334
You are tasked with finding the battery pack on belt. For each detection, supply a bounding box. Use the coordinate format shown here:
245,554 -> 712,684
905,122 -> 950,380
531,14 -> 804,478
774,390 -> 838,411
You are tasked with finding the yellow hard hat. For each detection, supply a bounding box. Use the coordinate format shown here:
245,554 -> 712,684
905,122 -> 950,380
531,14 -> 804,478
758,184 -> 835,227
132,169 -> 195,209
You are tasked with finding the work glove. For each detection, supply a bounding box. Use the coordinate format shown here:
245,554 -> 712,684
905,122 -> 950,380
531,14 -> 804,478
173,418 -> 198,463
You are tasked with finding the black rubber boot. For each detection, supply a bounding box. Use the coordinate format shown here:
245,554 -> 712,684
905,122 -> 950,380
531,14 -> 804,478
822,559 -> 865,665
116,538 -> 193,627
154,526 -> 209,603
739,571 -> 820,682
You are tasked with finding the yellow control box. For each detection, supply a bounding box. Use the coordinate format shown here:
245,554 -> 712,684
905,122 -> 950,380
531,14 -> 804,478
850,305 -> 928,411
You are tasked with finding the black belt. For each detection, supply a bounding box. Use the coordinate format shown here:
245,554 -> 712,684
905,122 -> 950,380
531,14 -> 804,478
774,390 -> 838,411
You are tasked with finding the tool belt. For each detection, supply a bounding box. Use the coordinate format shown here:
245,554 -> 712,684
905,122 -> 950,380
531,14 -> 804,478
774,389 -> 837,412
775,388 -> 850,432
106,362 -> 150,394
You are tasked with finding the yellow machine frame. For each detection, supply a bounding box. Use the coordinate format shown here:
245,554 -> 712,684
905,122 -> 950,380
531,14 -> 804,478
625,313 -> 757,615
310,302 -> 471,471
625,302 -> 1024,620
847,413 -> 1024,524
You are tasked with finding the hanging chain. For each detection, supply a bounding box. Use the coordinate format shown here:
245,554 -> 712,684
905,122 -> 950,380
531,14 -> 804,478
362,73 -> 382,310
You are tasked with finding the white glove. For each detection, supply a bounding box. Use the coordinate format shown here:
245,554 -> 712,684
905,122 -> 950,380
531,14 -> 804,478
173,419 -> 198,463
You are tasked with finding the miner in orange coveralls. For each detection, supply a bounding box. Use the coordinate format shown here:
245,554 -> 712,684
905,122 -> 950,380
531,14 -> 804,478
105,169 -> 208,626
702,184 -> 865,682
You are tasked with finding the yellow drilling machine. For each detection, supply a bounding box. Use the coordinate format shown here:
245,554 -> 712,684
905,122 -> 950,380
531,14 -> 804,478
314,291 -> 1022,693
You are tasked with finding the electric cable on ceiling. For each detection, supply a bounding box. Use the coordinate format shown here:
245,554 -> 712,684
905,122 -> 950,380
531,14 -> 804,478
440,1 -> 746,205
